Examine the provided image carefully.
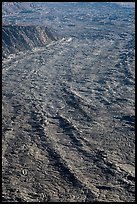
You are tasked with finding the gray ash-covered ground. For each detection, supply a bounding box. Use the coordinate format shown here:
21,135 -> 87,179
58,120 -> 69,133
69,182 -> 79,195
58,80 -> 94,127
2,2 -> 135,202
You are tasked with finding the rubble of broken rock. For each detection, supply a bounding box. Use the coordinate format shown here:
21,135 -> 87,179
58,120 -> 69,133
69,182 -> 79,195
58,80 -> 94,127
2,2 -> 135,202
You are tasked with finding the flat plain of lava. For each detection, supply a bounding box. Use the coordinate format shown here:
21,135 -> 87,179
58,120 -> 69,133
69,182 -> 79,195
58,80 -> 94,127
2,2 -> 135,202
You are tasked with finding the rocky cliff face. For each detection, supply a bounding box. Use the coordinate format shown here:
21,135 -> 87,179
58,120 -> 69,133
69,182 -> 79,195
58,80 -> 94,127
2,25 -> 58,58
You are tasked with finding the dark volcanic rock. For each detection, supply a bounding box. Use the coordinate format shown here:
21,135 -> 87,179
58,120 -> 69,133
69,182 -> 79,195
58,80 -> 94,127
2,2 -> 135,203
2,25 -> 58,58
2,2 -> 35,15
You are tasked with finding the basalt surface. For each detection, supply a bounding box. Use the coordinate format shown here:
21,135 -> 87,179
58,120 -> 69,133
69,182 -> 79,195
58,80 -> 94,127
2,2 -> 135,202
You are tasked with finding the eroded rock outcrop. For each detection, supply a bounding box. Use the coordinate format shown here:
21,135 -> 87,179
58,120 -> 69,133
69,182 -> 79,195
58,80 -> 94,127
2,25 -> 58,58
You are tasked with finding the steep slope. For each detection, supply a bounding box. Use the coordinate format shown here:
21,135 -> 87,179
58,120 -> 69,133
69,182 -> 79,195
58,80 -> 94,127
2,25 -> 59,58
